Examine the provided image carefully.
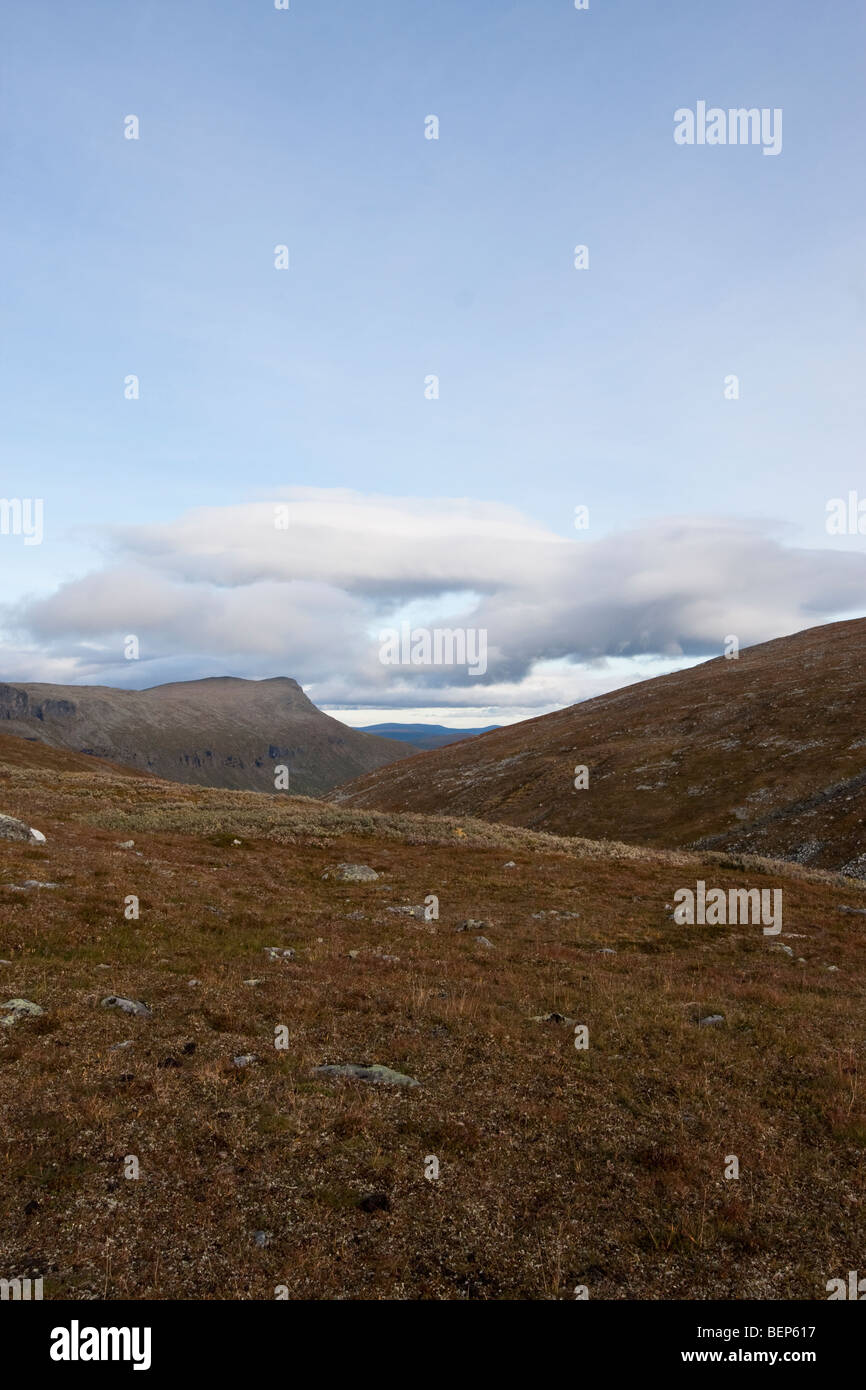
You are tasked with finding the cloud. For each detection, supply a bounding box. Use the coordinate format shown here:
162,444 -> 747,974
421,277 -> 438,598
4,489 -> 865,711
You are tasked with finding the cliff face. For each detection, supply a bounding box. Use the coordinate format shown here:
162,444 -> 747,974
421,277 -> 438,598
0,677 -> 413,795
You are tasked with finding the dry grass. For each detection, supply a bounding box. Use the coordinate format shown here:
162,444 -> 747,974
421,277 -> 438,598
1,749 -> 864,1299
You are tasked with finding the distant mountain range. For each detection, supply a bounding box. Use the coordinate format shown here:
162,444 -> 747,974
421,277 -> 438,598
330,619 -> 866,877
0,677 -> 412,796
355,723 -> 499,751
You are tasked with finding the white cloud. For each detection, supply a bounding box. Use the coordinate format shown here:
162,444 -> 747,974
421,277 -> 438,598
4,490 -> 865,713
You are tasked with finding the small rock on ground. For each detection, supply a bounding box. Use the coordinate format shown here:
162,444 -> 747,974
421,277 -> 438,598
101,996 -> 152,1018
322,863 -> 380,882
1,998 -> 44,1025
0,814 -> 45,843
314,1062 -> 419,1088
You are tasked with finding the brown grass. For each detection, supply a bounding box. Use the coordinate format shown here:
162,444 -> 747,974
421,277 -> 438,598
1,748 -> 864,1299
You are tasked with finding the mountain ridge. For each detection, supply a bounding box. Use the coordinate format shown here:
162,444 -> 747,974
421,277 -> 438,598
0,676 -> 413,795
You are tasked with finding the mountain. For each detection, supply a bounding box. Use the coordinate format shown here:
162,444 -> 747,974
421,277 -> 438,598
330,618 -> 866,876
354,722 -> 499,751
0,677 -> 413,796
1,731 -> 863,1299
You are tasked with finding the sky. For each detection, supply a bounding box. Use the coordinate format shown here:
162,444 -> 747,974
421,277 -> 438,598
1,0 -> 864,726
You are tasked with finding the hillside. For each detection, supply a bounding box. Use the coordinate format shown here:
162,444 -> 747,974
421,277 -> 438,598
330,619 -> 866,876
0,738 -> 864,1299
0,676 -> 412,796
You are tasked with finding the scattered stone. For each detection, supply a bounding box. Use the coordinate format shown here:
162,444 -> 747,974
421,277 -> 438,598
115,840 -> 135,849
5,880 -> 58,892
101,996 -> 152,1018
264,947 -> 295,961
456,919 -> 487,932
475,936 -> 494,949
1,997 -> 44,1025
347,950 -> 361,960
233,1053 -> 259,1068
0,814 -> 45,843
824,964 -> 840,973
244,978 -> 264,986
531,1011 -> 576,1026
314,1062 -> 419,1088
232,839 -> 242,845
531,909 -> 581,920
769,943 -> 794,957
0,960 -> 11,967
253,1230 -> 272,1248
698,1014 -> 725,1027
187,979 -> 201,988
597,948 -> 616,955
322,863 -> 380,883
503,861 -> 516,869
838,905 -> 866,916
109,1040 -> 134,1052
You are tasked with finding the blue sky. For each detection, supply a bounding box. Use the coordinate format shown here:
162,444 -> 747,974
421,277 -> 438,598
1,1 -> 865,723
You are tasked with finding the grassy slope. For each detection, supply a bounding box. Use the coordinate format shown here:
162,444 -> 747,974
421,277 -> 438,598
328,618 -> 866,876
1,745 -> 864,1300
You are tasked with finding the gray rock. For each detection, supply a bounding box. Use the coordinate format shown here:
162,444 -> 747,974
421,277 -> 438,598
475,936 -> 494,949
698,1014 -> 725,1027
101,996 -> 152,1018
109,1039 -> 135,1051
115,840 -> 135,849
0,814 -> 45,844
314,1062 -> 419,1088
233,1053 -> 259,1068
253,1230 -> 272,1248
322,863 -> 380,882
264,946 -> 295,961
530,1011 -> 576,1026
5,880 -> 58,892
456,919 -> 487,932
1,997 -> 44,1026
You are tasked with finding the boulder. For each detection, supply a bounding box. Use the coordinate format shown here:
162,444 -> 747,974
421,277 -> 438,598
322,863 -> 380,883
1,998 -> 44,1026
0,814 -> 45,843
314,1062 -> 419,1088
101,996 -> 152,1018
